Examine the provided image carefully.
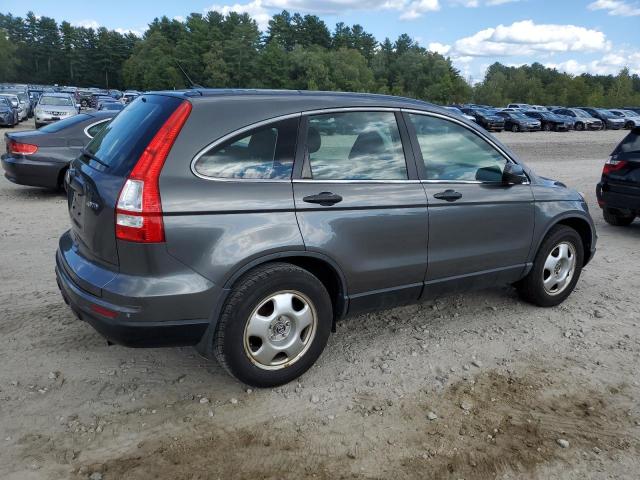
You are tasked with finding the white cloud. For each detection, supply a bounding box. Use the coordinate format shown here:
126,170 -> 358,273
428,42 -> 451,55
399,0 -> 441,19
206,0 -> 273,30
547,51 -> 640,75
451,20 -> 610,57
73,19 -> 100,30
588,0 -> 640,16
173,15 -> 186,22
449,0 -> 521,5
205,0 -> 440,28
115,27 -> 145,37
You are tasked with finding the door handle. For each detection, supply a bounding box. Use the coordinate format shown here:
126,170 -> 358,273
433,189 -> 462,202
303,192 -> 343,206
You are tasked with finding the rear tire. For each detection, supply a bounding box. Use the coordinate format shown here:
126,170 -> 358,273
516,225 -> 584,307
212,262 -> 333,387
543,123 -> 551,132
603,208 -> 635,226
511,124 -> 519,132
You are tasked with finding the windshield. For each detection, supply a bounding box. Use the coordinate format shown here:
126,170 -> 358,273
573,109 -> 590,118
597,109 -> 614,118
512,113 -> 530,120
0,98 -> 10,109
474,108 -> 494,116
39,96 -> 74,107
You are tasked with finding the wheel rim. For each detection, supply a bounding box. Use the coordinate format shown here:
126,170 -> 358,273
542,242 -> 577,296
243,290 -> 317,370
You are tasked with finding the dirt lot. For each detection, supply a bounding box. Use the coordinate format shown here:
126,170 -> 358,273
1,120 -> 639,480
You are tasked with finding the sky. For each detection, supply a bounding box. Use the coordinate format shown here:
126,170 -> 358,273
4,0 -> 640,82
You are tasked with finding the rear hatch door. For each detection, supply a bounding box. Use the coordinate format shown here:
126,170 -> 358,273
607,127 -> 640,197
66,94 -> 183,266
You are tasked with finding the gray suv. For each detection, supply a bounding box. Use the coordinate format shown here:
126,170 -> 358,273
56,90 -> 596,387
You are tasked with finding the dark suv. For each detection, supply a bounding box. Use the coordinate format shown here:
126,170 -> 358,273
596,127 -> 640,226
56,90 -> 596,387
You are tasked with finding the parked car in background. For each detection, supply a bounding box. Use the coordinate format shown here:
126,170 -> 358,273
495,111 -> 541,132
444,106 -> 476,123
608,109 -> 640,129
8,90 -> 33,118
523,111 -> 571,131
96,96 -> 119,110
34,93 -> 80,128
0,96 -> 19,127
90,94 -> 116,109
55,90 -> 595,387
578,107 -> 625,130
122,91 -> 141,104
624,107 -> 640,115
78,90 -> 94,108
552,108 -> 603,131
530,105 -> 547,111
1,111 -> 115,189
460,107 -> 505,131
0,93 -> 26,121
596,126 -> 640,226
99,102 -> 125,112
507,103 -> 531,110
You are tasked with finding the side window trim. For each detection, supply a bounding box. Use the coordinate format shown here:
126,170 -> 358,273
293,108 -> 419,183
84,119 -> 110,139
190,113 -> 301,182
401,109 -> 527,184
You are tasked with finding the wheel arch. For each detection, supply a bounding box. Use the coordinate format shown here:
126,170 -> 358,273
537,214 -> 595,267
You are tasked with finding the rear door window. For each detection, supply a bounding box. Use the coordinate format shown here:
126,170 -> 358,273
304,111 -> 407,180
82,95 -> 182,175
193,118 -> 299,179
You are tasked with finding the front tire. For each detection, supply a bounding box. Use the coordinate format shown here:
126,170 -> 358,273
575,122 -> 584,131
516,225 -> 584,307
213,262 -> 332,387
603,208 -> 635,226
543,123 -> 551,132
511,124 -> 519,132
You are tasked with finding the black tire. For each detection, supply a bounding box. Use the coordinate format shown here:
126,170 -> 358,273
516,225 -> 584,307
212,262 -> 332,387
35,122 -> 42,129
625,122 -> 633,130
575,122 -> 584,131
603,208 -> 635,226
511,124 -> 519,132
81,99 -> 88,108
543,123 -> 551,132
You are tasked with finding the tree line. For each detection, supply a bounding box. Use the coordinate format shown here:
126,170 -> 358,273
1,10 -> 639,107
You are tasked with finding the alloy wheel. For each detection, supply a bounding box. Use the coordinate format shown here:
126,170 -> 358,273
243,291 -> 318,370
542,242 -> 576,296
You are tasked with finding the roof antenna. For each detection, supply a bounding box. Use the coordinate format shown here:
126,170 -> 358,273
175,60 -> 204,89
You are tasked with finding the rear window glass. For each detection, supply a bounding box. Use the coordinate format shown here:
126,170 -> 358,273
39,114 -> 90,133
617,129 -> 640,154
83,95 -> 181,173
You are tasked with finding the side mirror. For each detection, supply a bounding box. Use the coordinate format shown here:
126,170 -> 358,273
502,163 -> 527,184
476,165 -> 503,182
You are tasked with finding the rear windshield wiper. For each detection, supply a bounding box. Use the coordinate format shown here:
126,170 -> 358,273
81,147 -> 109,168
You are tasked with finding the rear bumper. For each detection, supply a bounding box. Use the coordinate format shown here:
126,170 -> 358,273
1,154 -> 65,189
597,181 -> 640,212
55,231 -> 216,348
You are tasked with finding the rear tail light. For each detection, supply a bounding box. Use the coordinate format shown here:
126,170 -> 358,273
115,100 -> 192,243
602,156 -> 628,176
8,140 -> 38,155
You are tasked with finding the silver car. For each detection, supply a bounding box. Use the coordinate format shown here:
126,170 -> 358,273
609,109 -> 640,129
0,93 -> 27,121
35,93 -> 79,128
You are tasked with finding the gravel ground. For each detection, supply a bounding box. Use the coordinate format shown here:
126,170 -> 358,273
1,120 -> 639,480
